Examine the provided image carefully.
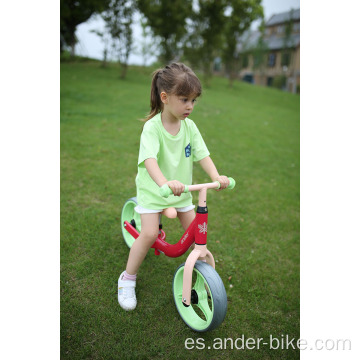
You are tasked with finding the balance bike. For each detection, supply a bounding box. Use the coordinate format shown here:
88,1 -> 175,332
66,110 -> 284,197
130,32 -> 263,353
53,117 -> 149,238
121,177 -> 236,332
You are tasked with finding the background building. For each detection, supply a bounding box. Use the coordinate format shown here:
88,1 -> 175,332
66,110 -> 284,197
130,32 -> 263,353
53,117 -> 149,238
239,9 -> 300,93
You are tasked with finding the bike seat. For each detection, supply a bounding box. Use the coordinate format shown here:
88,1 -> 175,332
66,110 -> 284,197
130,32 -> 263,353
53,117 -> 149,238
161,207 -> 177,219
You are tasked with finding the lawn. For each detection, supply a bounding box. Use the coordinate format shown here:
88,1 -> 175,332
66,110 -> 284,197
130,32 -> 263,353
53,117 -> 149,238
60,61 -> 300,359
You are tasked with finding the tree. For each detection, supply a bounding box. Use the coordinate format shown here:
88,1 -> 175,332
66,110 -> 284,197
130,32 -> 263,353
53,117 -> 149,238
136,0 -> 193,63
251,20 -> 268,85
102,0 -> 134,78
184,0 -> 227,86
222,0 -> 263,87
137,16 -> 160,67
281,9 -> 297,93
90,27 -> 112,67
281,8 -> 295,69
60,0 -> 111,55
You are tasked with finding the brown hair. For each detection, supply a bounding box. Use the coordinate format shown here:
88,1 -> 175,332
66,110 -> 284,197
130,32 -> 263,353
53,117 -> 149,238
143,63 -> 202,121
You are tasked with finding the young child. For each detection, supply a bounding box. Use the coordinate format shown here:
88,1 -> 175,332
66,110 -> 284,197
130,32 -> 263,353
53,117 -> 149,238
118,63 -> 229,311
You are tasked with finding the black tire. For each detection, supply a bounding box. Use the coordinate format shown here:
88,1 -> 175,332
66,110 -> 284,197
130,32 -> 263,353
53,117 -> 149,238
121,197 -> 141,248
172,261 -> 227,332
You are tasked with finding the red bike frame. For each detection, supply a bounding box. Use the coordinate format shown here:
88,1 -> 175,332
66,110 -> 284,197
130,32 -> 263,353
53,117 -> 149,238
123,210 -> 209,258
123,180 -> 229,306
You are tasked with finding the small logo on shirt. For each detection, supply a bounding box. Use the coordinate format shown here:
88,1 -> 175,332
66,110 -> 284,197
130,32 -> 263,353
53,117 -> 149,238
185,143 -> 191,157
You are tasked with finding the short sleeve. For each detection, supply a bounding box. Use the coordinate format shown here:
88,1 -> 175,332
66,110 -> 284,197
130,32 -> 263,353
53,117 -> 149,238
191,121 -> 210,162
138,122 -> 160,165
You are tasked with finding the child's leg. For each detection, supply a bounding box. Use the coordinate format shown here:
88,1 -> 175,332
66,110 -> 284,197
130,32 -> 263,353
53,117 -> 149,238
177,209 -> 196,250
177,209 -> 195,231
125,213 -> 160,275
118,213 -> 159,311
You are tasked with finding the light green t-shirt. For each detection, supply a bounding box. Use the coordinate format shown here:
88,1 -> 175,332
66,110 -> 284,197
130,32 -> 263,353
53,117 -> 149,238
135,113 -> 210,209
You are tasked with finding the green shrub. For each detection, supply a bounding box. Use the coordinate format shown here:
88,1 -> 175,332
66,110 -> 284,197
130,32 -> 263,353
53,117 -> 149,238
272,75 -> 287,89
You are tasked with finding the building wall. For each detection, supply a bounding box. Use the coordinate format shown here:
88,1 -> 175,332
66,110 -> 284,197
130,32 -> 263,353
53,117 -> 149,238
240,17 -> 300,92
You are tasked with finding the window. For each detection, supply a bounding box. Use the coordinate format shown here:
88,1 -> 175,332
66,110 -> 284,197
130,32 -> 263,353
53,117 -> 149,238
281,52 -> 291,66
268,53 -> 276,67
293,22 -> 300,33
277,25 -> 284,34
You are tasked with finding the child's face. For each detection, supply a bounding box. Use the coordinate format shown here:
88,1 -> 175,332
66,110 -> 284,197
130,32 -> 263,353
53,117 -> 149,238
162,92 -> 198,120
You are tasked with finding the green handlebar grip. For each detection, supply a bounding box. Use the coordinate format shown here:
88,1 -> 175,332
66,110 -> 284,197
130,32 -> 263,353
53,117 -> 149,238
159,184 -> 172,198
160,184 -> 189,197
228,177 -> 236,189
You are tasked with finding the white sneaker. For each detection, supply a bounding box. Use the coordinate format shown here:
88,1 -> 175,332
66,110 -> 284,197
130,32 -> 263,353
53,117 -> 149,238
118,271 -> 137,311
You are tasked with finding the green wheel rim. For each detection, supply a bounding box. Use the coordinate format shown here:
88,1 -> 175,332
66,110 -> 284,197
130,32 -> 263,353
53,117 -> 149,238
173,265 -> 214,331
121,199 -> 141,248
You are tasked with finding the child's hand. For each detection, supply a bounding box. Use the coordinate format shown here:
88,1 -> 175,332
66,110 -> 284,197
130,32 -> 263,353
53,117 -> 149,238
166,180 -> 185,197
214,175 -> 230,191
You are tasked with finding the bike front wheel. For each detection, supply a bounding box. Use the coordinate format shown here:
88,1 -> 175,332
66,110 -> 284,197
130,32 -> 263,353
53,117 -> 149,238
121,197 -> 141,249
172,261 -> 227,332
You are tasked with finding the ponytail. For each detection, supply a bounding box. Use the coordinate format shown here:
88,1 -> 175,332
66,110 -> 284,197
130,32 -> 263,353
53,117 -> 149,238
143,70 -> 163,121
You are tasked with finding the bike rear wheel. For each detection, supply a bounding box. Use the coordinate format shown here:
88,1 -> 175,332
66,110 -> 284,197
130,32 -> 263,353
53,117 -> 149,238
172,261 -> 227,332
121,197 -> 141,248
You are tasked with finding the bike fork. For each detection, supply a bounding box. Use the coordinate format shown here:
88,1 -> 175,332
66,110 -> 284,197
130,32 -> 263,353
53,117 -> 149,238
181,244 -> 215,307
182,187 -> 215,307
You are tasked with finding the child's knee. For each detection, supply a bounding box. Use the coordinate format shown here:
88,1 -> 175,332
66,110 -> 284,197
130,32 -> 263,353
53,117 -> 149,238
142,230 -> 158,244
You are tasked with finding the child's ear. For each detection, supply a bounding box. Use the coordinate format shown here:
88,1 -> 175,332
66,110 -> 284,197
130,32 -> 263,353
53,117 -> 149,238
160,91 -> 168,104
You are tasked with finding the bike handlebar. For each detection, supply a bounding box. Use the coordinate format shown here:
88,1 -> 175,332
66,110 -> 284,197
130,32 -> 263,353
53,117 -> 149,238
159,177 -> 236,198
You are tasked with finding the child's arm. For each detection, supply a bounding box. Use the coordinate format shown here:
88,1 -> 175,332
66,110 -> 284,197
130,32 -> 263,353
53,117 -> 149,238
199,156 -> 229,190
144,158 -> 184,196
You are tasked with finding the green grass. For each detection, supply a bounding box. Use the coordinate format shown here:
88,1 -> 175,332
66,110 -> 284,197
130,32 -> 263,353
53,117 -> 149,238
61,61 -> 300,359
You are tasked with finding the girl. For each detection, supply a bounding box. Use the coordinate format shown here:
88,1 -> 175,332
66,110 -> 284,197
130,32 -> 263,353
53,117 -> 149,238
118,63 -> 229,311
